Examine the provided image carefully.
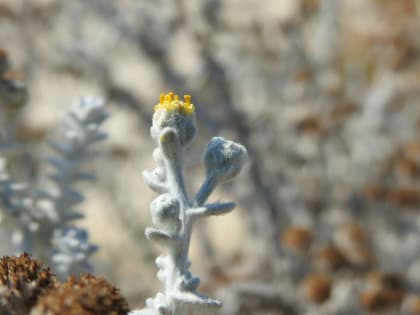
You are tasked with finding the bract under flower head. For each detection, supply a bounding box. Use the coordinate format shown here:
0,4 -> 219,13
151,92 -> 196,147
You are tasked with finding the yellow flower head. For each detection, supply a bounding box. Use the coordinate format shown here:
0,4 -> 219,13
151,92 -> 196,147
154,92 -> 195,116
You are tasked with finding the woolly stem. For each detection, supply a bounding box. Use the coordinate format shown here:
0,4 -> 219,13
162,150 -> 192,315
194,175 -> 218,206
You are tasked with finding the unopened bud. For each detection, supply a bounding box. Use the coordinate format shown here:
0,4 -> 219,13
203,137 -> 247,183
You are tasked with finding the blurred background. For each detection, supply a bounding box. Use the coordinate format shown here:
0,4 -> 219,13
1,0 -> 420,314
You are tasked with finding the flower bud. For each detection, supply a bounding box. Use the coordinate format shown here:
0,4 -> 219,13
203,137 -> 247,183
151,92 -> 196,147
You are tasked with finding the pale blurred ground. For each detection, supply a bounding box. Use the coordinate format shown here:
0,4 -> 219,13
1,0 -> 420,314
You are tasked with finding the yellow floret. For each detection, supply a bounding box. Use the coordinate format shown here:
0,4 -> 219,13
154,92 -> 195,116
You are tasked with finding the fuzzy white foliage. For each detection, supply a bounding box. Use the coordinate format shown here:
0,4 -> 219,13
0,97 -> 108,278
131,99 -> 247,315
51,226 -> 98,278
0,158 -> 35,255
33,97 -> 107,277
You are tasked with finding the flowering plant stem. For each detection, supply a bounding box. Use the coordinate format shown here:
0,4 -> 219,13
131,93 -> 247,315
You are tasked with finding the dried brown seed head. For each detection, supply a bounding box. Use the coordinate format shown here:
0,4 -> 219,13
31,274 -> 129,315
360,288 -> 404,312
282,226 -> 313,252
315,245 -> 348,271
367,271 -> 406,291
303,273 -> 332,304
360,290 -> 387,312
295,115 -> 323,134
0,253 -> 56,315
387,187 -> 420,207
363,185 -> 388,201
